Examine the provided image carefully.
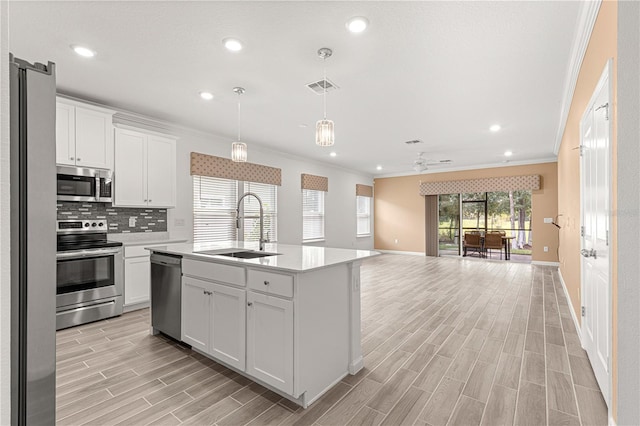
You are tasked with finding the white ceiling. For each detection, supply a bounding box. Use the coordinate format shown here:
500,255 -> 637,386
8,1 -> 581,176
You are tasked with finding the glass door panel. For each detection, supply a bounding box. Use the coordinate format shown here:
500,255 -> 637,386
438,194 -> 460,256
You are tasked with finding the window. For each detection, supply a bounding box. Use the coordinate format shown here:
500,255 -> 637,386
356,196 -> 371,236
302,189 -> 324,241
193,176 -> 277,244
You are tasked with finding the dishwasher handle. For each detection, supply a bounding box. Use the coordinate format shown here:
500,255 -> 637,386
150,253 -> 182,267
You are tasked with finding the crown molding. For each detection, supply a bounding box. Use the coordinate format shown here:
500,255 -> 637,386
553,0 -> 602,155
374,158 -> 558,179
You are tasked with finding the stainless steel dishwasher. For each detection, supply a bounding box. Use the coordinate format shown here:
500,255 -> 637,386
150,253 -> 182,341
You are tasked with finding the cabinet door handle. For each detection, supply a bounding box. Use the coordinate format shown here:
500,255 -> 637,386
247,302 -> 253,307
77,158 -> 81,161
70,157 -> 74,160
148,199 -> 152,203
264,280 -> 269,285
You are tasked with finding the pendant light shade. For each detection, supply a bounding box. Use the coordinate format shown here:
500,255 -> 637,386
315,47 -> 334,147
231,86 -> 247,163
315,119 -> 334,146
231,141 -> 247,162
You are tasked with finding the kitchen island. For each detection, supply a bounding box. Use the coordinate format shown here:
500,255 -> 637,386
147,241 -> 379,408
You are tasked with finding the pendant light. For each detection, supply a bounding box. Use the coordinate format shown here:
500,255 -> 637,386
231,86 -> 247,162
316,47 -> 334,147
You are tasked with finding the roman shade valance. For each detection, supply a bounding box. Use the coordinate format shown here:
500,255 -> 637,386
301,173 -> 328,192
356,184 -> 373,197
190,152 -> 282,186
418,175 -> 540,196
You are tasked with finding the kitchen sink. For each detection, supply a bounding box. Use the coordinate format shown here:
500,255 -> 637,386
217,251 -> 280,259
194,249 -> 280,259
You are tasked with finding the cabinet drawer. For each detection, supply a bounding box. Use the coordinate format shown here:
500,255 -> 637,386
247,269 -> 293,298
183,259 -> 245,287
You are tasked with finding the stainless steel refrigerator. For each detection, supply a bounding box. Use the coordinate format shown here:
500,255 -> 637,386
10,54 -> 57,425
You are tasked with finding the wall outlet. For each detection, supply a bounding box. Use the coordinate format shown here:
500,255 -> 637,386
129,217 -> 137,227
394,239 -> 399,244
544,246 -> 549,252
544,217 -> 553,224
174,218 -> 185,227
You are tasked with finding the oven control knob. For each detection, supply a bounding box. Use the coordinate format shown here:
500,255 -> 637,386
92,222 -> 97,227
84,223 -> 90,227
98,222 -> 103,227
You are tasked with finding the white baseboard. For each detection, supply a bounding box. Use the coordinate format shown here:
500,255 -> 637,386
531,260 -> 561,267
609,415 -> 616,426
377,249 -> 424,256
558,269 -> 582,342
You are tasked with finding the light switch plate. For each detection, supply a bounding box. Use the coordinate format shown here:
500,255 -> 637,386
544,217 -> 553,223
129,217 -> 137,227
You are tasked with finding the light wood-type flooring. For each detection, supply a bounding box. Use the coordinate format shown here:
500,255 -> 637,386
56,254 -> 608,425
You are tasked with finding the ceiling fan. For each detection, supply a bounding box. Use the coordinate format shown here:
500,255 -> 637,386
411,152 -> 452,172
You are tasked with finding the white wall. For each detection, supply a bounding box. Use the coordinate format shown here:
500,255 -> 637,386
167,131 -> 374,250
1,0 -> 11,422
616,1 -> 640,423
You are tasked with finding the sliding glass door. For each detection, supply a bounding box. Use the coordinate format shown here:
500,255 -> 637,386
438,194 -> 460,255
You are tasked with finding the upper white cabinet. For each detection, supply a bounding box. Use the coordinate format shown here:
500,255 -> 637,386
56,98 -> 114,169
114,127 -> 176,208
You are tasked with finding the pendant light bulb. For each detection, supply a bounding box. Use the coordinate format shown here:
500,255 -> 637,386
315,47 -> 334,147
231,87 -> 247,162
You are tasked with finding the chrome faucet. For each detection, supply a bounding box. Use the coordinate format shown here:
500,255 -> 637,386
236,192 -> 267,251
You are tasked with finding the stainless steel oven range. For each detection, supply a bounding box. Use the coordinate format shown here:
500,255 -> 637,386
56,219 -> 123,329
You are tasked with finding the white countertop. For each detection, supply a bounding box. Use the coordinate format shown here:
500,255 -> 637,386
146,241 -> 380,273
108,232 -> 187,246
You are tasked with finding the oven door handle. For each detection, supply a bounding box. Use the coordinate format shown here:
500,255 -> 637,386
56,248 -> 121,259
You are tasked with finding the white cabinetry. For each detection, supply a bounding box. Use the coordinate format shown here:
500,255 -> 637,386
123,246 -> 152,308
56,98 -> 114,169
246,291 -> 293,394
114,128 -> 176,208
181,260 -> 246,371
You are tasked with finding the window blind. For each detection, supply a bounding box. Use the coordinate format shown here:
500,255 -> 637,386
302,189 -> 324,241
356,196 -> 371,236
193,176 -> 278,243
241,181 -> 277,242
193,176 -> 238,243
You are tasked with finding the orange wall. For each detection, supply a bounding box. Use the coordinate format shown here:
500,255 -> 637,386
374,162 -> 559,263
557,0 -> 617,418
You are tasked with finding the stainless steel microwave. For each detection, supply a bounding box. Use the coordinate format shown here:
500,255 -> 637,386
56,166 -> 113,203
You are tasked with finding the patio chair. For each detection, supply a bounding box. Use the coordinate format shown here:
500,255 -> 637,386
484,232 -> 504,259
463,233 -> 483,257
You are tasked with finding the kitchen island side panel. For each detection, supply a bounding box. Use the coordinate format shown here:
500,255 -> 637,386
296,264 -> 352,405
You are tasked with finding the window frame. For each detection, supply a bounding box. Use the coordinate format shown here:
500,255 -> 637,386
356,195 -> 372,237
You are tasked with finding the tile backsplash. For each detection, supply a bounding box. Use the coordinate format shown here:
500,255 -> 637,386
57,202 -> 167,233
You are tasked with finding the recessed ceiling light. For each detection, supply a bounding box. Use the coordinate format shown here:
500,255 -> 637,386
504,150 -> 513,157
329,152 -> 337,157
346,17 -> 369,33
490,124 -> 501,132
376,165 -> 382,171
199,91 -> 214,100
298,124 -> 308,128
223,38 -> 243,52
71,45 -> 96,58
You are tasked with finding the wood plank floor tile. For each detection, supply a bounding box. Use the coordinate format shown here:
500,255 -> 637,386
481,384 -> 517,426
445,349 -> 479,382
317,378 -> 381,426
546,343 -> 571,374
548,409 -> 581,426
574,385 -> 608,426
547,370 -> 578,416
503,333 -> 525,356
379,386 -> 431,426
281,382 -> 352,426
515,381 -> 546,426
418,376 -> 465,426
448,395 -> 485,426
478,338 -> 503,364
82,397 -> 151,426
495,354 -> 522,390
366,368 -> 417,414
217,391 -> 281,426
524,331 -> 545,355
346,406 -> 385,426
462,361 -> 497,403
522,351 -> 545,386
245,402 -> 293,426
413,355 -> 453,393
181,397 -> 242,426
368,350 -> 412,383
568,355 -> 601,390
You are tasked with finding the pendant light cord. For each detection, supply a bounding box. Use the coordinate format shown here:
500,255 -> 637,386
323,56 -> 327,120
237,93 -> 241,141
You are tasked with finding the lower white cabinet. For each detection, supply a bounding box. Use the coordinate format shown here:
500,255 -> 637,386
181,276 -> 246,371
246,291 -> 294,394
124,256 -> 151,305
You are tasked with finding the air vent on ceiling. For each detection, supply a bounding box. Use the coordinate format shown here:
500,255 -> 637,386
306,79 -> 339,95
404,139 -> 423,145
439,159 -> 452,163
